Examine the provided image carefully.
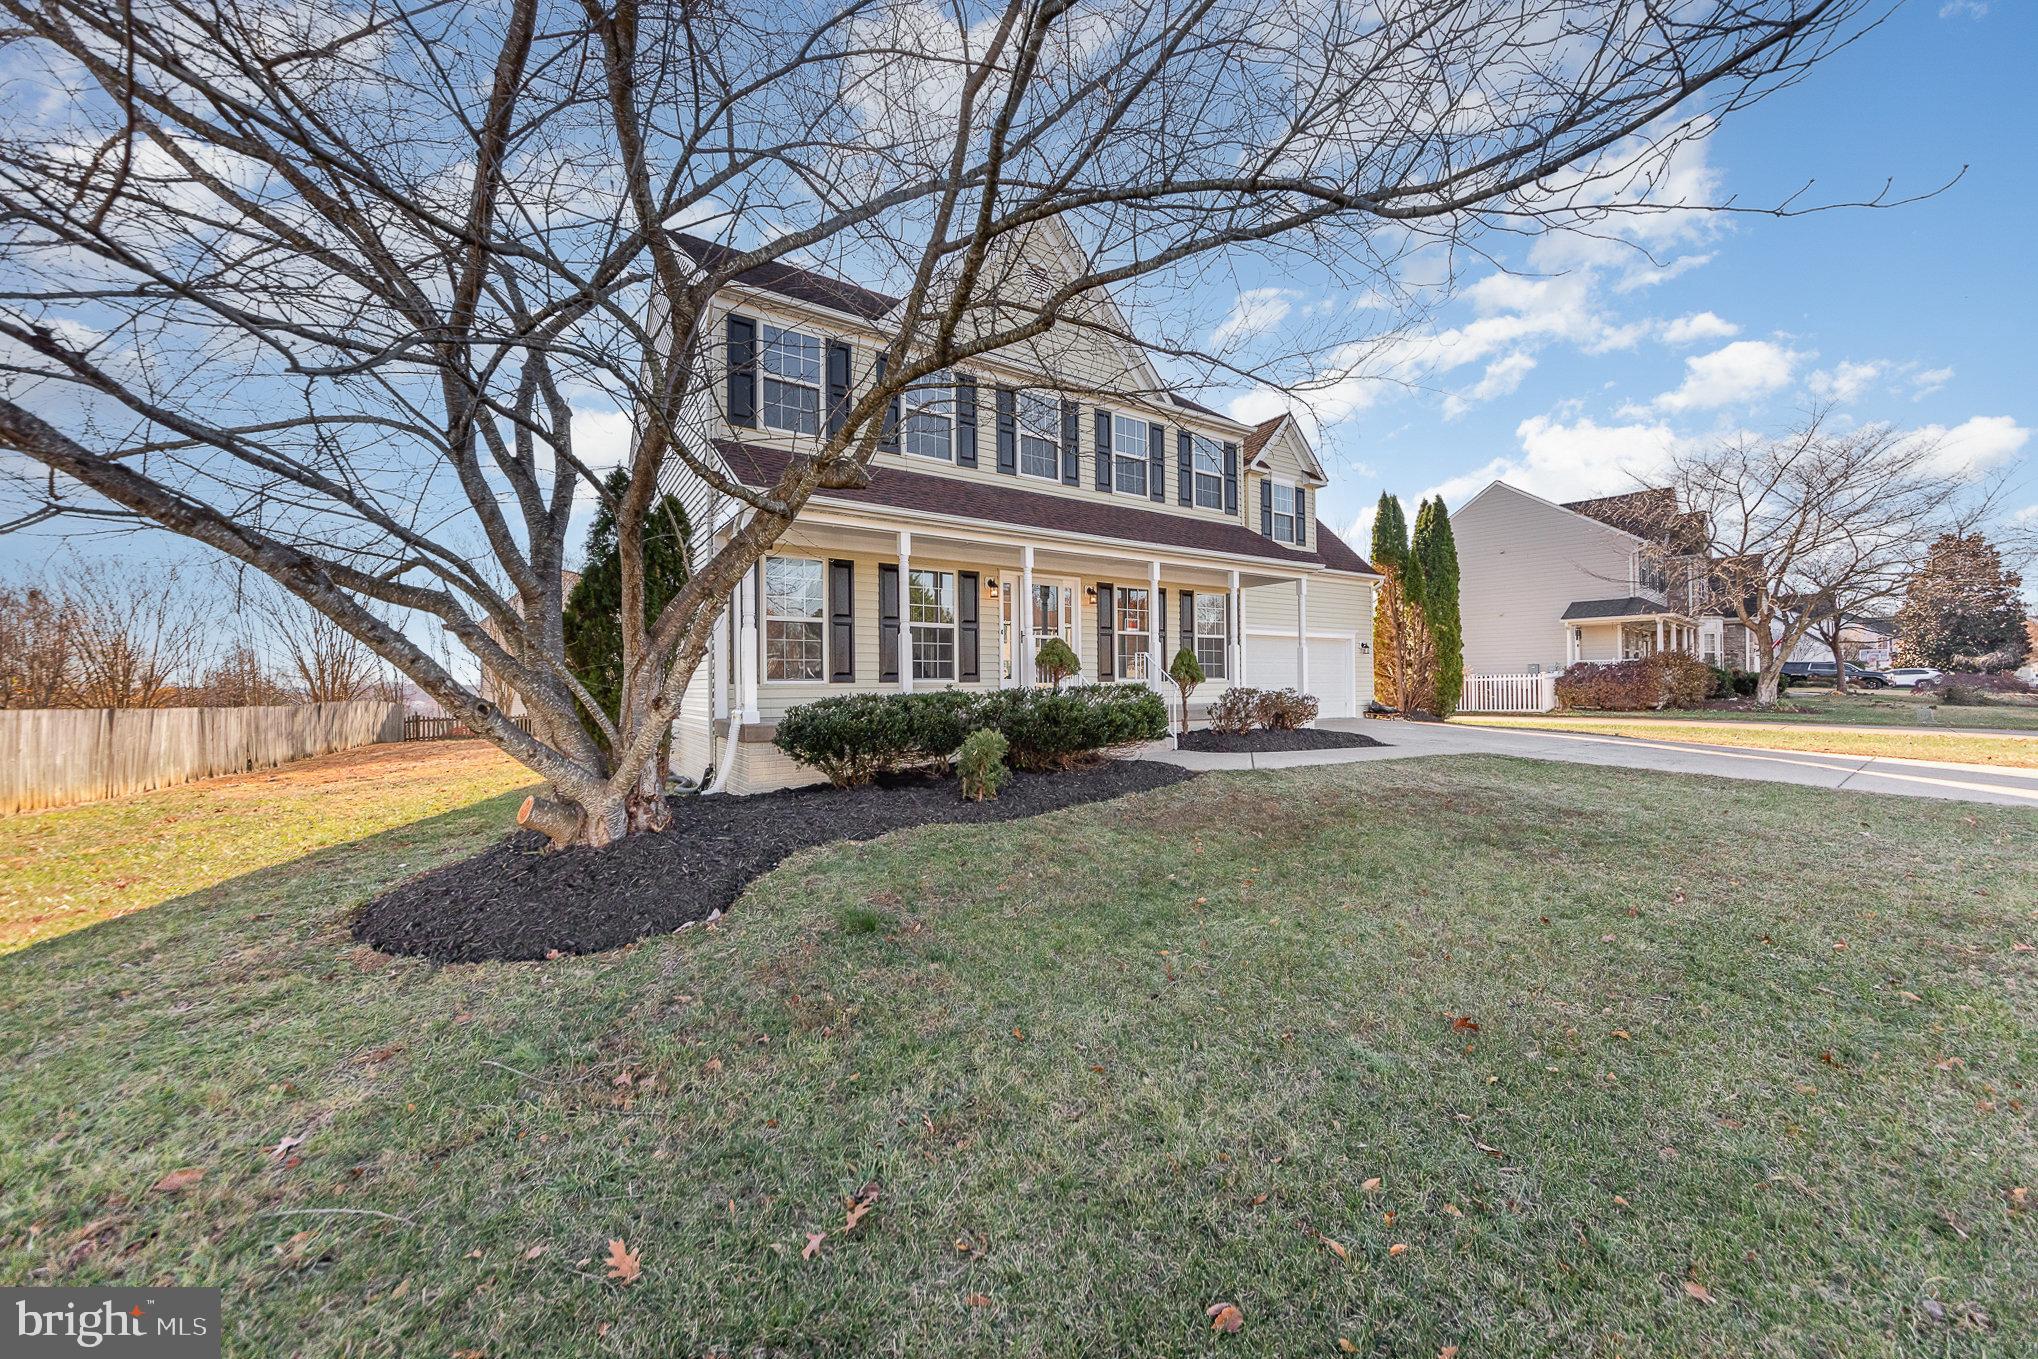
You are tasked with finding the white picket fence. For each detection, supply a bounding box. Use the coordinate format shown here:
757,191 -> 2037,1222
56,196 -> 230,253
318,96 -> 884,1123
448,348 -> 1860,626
1459,672 -> 1558,714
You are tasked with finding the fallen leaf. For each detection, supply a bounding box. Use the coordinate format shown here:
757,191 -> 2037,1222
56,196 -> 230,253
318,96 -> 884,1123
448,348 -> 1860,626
1683,1280 -> 1714,1304
1441,1202 -> 1463,1217
1610,1029 -> 1631,1040
801,1231 -> 826,1261
840,1181 -> 881,1233
966,1293 -> 992,1307
1440,1348 -> 1460,1359
603,1239 -> 641,1285
1011,1027 -> 1024,1040
1339,1340 -> 1358,1354
1388,1242 -> 1409,1257
523,1244 -> 546,1261
1450,1015 -> 1480,1033
1206,1302 -> 1244,1334
151,1167 -> 204,1195
1320,1235 -> 1348,1261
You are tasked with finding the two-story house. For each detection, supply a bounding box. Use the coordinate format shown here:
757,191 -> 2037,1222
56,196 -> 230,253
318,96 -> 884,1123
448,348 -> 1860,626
1453,482 -> 1759,677
662,226 -> 1379,793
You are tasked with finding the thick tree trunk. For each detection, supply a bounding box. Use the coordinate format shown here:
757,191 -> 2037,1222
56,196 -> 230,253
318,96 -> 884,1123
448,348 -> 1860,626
1828,631 -> 1850,693
1754,666 -> 1783,708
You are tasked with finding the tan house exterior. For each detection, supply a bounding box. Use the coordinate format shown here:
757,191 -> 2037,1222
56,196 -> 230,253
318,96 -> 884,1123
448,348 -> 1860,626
664,225 -> 1378,793
1453,481 -> 1759,680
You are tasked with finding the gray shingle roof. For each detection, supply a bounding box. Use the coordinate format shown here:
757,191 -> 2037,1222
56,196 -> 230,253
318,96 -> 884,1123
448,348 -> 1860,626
1561,595 -> 1674,621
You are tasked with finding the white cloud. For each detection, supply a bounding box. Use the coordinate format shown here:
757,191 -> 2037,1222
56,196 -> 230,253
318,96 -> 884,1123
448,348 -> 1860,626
1209,288 -> 1293,350
1905,415 -> 2030,479
1650,340 -> 1802,412
1661,312 -> 1739,345
1911,366 -> 1954,399
1807,360 -> 1885,406
1442,353 -> 1536,420
572,404 -> 636,474
1939,2 -> 1989,18
1423,414 -> 1697,510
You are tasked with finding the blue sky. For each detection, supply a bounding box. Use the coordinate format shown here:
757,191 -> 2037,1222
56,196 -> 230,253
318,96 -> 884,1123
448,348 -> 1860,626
1247,0 -> 2034,547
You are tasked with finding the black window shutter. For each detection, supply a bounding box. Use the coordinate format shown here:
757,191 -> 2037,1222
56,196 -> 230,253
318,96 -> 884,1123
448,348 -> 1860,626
958,571 -> 980,682
825,341 -> 851,434
1096,583 -> 1115,681
995,387 -> 1016,474
828,559 -> 855,683
1094,410 -> 1112,491
1176,430 -> 1193,506
1158,587 -> 1168,659
1260,480 -> 1273,538
726,314 -> 757,427
878,564 -> 901,682
1147,421 -> 1165,503
956,376 -> 978,467
1295,486 -> 1309,544
874,356 -> 899,452
1180,590 -> 1195,654
1223,442 -> 1239,515
1060,400 -> 1080,485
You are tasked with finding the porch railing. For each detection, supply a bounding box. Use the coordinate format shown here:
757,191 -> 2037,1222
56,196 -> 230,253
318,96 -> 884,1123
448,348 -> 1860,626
1459,672 -> 1558,714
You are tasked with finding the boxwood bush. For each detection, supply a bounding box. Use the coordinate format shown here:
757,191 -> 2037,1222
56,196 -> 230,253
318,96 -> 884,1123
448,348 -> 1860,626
775,685 -> 1169,783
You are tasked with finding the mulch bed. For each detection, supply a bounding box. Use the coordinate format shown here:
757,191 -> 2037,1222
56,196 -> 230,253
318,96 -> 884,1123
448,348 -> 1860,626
352,760 -> 1196,964
1175,727 -> 1386,754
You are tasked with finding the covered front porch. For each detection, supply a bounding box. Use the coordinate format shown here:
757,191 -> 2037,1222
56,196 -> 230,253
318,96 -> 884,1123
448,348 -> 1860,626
1561,596 -> 1700,665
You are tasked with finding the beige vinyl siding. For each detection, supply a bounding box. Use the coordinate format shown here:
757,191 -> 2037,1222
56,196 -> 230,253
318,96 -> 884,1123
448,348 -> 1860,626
1453,483 -> 1655,675
1239,574 -> 1376,707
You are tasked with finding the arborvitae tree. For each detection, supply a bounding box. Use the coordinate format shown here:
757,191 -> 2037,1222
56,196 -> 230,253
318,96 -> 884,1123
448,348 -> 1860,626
1369,493 -> 1409,710
1413,498 -> 1464,718
1894,533 -> 2029,670
1167,645 -> 1205,737
563,471 -> 691,747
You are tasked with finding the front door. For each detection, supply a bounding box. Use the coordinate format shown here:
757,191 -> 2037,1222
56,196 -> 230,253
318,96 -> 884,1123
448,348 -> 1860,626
999,574 -> 1078,683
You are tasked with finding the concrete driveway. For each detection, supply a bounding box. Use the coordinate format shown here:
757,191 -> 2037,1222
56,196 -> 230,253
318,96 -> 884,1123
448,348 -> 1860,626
1147,719 -> 2038,810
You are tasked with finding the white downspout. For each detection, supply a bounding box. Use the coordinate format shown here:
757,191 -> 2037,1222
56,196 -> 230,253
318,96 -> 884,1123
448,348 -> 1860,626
1020,543 -> 1035,687
897,529 -> 914,694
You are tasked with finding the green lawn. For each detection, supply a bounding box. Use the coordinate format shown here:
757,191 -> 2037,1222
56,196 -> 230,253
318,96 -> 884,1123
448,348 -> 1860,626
1501,687 -> 2038,732
2,757 -> 2032,1357
1454,715 -> 2038,769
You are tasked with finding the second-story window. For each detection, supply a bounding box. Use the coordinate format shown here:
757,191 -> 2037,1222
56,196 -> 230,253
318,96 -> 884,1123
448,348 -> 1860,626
1017,391 -> 1060,479
903,371 -> 954,461
759,324 -> 822,435
1113,415 -> 1148,496
1636,551 -> 1666,595
1271,481 -> 1298,541
1192,435 -> 1224,509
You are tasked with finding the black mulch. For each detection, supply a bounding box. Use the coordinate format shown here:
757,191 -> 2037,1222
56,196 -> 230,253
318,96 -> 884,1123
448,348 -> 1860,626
1175,727 -> 1387,754
351,760 -> 1196,964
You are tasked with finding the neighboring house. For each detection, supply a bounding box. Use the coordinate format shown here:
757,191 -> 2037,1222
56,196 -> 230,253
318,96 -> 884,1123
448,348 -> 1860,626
1782,614 -> 1895,668
663,224 -> 1379,793
1453,482 -> 1761,676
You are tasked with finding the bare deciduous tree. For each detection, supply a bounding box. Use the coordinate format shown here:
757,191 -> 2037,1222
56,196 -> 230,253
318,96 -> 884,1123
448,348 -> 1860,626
1661,413 -> 1992,707
62,563 -> 209,708
0,0 -> 1886,845
0,580 -> 76,707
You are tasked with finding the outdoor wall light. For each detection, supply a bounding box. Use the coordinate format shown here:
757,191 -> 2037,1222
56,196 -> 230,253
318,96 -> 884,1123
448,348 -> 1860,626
1083,584 -> 1098,601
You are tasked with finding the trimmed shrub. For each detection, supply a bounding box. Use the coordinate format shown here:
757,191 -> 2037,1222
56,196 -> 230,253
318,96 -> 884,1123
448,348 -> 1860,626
1937,682 -> 1988,706
1208,686 -> 1261,734
1256,687 -> 1319,730
957,728 -> 1012,801
1721,667 -> 1759,697
1555,659 -> 1658,711
773,690 -> 977,786
1658,652 -> 1719,709
975,684 -> 1169,770
1167,646 -> 1205,736
1035,637 -> 1081,688
1918,670 -> 2036,696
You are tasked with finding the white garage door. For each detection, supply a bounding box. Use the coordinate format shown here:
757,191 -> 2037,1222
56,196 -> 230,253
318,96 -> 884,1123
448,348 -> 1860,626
1242,634 -> 1355,719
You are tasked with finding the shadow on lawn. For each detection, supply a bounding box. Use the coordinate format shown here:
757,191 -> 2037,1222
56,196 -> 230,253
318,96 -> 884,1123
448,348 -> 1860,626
0,788 -> 532,978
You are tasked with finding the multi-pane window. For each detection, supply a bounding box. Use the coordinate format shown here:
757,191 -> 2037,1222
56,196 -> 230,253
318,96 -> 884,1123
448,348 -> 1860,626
1192,435 -> 1224,509
759,324 -> 822,435
1113,415 -> 1149,496
1193,592 -> 1227,678
1115,586 -> 1150,682
763,556 -> 825,681
903,371 -> 953,461
1635,551 -> 1667,594
1017,391 -> 1060,479
908,569 -> 957,680
1270,481 -> 1298,541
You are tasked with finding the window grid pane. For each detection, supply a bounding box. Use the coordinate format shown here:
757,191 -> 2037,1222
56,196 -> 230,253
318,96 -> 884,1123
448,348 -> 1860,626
1017,392 -> 1059,478
1113,415 -> 1148,495
1116,587 -> 1149,681
909,569 -> 956,681
763,557 -> 826,681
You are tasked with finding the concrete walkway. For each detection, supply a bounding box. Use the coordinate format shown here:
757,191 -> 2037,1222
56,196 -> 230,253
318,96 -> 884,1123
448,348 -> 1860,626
1458,713 -> 2038,741
1142,719 -> 2038,809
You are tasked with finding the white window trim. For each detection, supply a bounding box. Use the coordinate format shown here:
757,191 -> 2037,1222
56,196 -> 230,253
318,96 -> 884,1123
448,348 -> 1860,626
908,567 -> 960,682
1270,479 -> 1298,542
1191,590 -> 1228,678
1016,391 -> 1061,483
902,371 -> 954,462
1115,585 -> 1152,682
1113,414 -> 1149,497
759,324 -> 823,436
1192,435 -> 1224,510
761,554 -> 827,684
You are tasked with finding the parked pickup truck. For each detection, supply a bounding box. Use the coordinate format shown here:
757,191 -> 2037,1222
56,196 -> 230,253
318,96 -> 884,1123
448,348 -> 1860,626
1780,660 -> 1890,689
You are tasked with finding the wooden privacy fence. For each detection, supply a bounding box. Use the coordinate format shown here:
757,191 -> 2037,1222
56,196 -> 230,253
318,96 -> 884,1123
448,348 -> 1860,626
1459,672 -> 1559,715
404,714 -> 533,742
0,701 -> 405,816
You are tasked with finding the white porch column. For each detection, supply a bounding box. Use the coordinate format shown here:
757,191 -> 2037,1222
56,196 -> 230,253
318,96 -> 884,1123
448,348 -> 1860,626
737,567 -> 760,723
1296,576 -> 1310,697
1655,616 -> 1664,653
897,530 -> 914,693
1147,558 -> 1162,685
1020,544 -> 1036,687
712,598 -> 730,721
1229,569 -> 1243,686
1568,624 -> 1579,665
